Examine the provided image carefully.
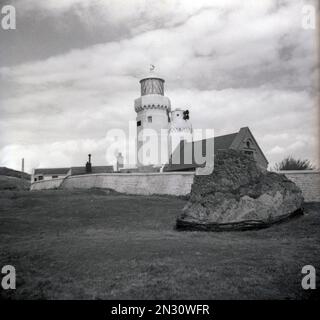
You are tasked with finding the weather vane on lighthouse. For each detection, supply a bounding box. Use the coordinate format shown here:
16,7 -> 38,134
149,64 -> 155,73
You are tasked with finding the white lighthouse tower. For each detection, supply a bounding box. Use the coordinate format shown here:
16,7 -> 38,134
134,68 -> 171,167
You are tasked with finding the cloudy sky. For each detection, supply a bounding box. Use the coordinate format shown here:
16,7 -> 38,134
0,0 -> 319,172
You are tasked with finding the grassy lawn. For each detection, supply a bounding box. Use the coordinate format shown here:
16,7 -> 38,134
0,189 -> 319,300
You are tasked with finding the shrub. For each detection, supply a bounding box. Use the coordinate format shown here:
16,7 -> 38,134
274,156 -> 314,171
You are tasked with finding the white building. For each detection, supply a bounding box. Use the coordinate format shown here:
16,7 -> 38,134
32,168 -> 70,182
134,71 -> 192,169
169,108 -> 193,155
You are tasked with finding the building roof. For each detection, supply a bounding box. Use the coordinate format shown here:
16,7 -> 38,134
140,76 -> 164,82
163,133 -> 237,172
70,166 -> 114,176
214,132 -> 238,150
34,166 -> 114,176
34,168 -> 70,175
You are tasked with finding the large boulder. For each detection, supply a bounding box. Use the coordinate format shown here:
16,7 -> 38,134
177,150 -> 304,231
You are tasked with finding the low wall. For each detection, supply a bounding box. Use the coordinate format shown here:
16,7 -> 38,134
280,170 -> 320,202
31,177 -> 65,190
30,170 -> 320,201
31,172 -> 195,196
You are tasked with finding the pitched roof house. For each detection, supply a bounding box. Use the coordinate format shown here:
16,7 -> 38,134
163,127 -> 268,172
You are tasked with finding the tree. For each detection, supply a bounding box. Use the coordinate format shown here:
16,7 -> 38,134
274,156 -> 314,171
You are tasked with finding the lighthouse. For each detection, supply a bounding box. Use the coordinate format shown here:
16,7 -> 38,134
134,69 -> 171,167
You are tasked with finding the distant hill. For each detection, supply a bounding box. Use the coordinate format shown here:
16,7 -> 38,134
0,167 -> 30,181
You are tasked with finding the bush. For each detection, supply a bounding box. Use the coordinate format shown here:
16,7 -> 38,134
274,156 -> 314,171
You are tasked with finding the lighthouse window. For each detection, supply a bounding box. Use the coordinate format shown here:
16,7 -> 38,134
137,121 -> 141,127
148,116 -> 152,123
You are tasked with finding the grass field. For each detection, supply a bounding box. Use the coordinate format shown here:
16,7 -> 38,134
0,175 -> 30,191
0,189 -> 319,300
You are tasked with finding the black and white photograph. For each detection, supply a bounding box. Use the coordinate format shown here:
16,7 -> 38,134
0,0 -> 319,315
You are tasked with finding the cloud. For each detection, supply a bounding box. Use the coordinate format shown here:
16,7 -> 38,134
0,0 -> 318,171
268,145 -> 286,155
0,139 -> 108,172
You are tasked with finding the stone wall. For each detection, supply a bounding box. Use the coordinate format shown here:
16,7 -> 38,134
280,170 -> 320,202
30,172 -> 194,196
31,177 -> 65,190
30,170 -> 320,201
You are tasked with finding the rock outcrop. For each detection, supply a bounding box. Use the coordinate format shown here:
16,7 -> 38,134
177,150 -> 304,231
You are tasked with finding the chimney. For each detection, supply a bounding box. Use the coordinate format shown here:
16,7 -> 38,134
86,154 -> 92,174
